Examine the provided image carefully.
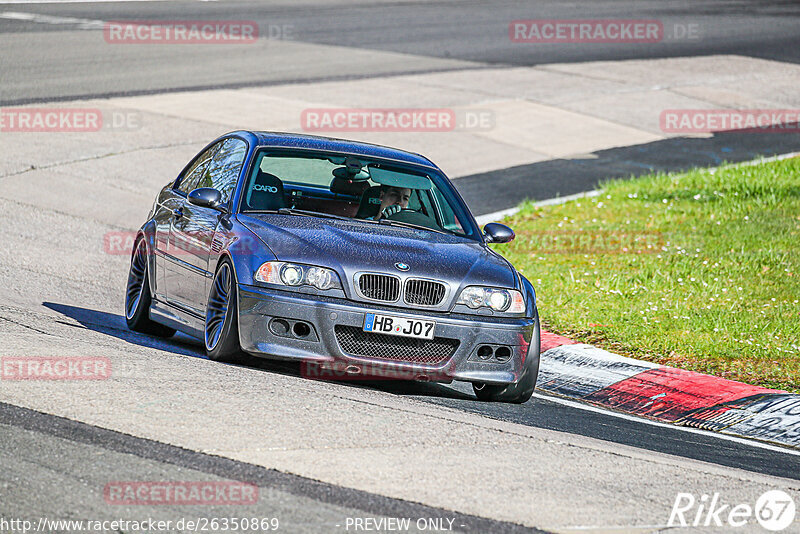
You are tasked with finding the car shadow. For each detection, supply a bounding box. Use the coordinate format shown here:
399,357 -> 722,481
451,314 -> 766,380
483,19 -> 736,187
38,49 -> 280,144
43,302 -> 205,358
358,379 -> 475,400
42,302 -> 475,401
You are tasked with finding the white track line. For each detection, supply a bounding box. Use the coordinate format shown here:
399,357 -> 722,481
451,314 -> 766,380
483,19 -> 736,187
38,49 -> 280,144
0,1 -> 188,4
533,392 -> 800,457
738,151 -> 800,166
0,10 -> 104,27
558,524 -> 671,531
474,191 -> 600,226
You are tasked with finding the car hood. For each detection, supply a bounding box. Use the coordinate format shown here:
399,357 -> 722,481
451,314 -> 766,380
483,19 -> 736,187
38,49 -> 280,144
238,214 -> 517,293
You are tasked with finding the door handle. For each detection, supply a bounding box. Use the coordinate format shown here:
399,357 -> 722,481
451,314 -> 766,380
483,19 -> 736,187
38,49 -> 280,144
173,208 -> 183,219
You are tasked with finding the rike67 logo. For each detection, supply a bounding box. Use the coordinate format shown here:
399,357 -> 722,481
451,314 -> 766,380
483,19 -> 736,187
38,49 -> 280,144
669,490 -> 796,531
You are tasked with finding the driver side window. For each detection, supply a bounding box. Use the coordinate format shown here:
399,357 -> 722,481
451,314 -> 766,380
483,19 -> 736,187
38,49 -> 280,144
195,137 -> 248,204
177,143 -> 220,195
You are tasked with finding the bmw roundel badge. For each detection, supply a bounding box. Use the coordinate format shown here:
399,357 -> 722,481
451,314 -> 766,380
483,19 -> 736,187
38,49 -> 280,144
395,262 -> 410,271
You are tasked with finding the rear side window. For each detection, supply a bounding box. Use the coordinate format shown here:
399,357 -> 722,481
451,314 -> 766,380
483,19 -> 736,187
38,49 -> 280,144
195,138 -> 248,203
177,143 -> 219,194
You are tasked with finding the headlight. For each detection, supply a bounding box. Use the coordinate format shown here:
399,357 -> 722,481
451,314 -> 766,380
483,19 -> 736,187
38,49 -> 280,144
306,266 -> 335,290
255,262 -> 341,290
456,286 -> 525,313
280,264 -> 303,286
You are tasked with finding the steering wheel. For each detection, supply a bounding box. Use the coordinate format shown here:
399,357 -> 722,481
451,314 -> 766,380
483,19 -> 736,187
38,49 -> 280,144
385,206 -> 443,230
382,206 -> 416,219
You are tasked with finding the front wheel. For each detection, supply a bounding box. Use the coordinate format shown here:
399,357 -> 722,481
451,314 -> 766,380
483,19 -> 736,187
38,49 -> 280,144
125,238 -> 176,338
205,259 -> 244,363
472,322 -> 540,403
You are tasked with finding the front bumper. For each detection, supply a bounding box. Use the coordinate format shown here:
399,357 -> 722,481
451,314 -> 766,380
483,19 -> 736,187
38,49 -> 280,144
237,284 -> 538,385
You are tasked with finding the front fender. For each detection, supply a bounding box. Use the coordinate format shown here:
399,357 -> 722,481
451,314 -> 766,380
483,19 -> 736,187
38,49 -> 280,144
136,221 -> 158,296
212,220 -> 277,287
519,274 -> 538,320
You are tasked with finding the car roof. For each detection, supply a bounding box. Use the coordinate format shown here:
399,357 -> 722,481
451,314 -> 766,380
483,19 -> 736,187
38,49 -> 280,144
234,131 -> 438,169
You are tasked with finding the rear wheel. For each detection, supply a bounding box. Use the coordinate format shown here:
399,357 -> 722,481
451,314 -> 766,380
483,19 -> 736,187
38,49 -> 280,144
125,238 -> 176,337
472,322 -> 540,404
205,259 -> 245,363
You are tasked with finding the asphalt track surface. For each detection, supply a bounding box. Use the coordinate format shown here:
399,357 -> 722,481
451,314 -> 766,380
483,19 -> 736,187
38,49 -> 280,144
0,402 -> 543,534
3,1 -> 800,531
3,0 -> 800,215
3,0 -> 800,104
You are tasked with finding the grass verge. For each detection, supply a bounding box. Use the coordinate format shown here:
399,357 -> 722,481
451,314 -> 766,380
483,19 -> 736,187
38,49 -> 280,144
492,157 -> 800,392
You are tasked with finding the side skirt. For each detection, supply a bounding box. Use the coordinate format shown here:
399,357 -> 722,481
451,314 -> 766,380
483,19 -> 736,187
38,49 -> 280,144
150,299 -> 204,340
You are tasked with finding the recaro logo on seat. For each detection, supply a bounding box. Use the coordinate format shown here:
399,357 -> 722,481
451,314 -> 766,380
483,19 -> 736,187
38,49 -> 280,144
253,184 -> 278,193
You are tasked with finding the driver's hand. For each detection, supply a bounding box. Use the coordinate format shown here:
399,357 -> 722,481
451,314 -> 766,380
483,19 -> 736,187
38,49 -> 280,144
382,205 -> 402,219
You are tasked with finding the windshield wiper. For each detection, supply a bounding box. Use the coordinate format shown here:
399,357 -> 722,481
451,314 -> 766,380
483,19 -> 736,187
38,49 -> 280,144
376,218 -> 449,235
245,207 -> 352,221
248,208 -> 451,234
278,208 -> 352,220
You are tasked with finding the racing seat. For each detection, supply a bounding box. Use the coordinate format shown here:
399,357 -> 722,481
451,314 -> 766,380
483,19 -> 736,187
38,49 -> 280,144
355,186 -> 383,219
247,171 -> 287,211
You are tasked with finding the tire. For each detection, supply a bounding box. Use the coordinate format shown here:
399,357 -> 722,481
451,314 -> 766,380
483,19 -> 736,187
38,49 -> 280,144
125,238 -> 176,337
472,321 -> 540,404
204,258 -> 245,363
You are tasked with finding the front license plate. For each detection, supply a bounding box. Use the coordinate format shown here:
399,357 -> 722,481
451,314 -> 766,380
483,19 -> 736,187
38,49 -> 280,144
363,313 -> 435,340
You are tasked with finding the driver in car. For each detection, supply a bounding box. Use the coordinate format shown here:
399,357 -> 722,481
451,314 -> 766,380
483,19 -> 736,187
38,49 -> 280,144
374,185 -> 411,220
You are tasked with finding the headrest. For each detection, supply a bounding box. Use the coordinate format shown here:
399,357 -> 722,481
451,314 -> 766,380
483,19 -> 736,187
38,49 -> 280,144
254,170 -> 280,184
247,171 -> 285,210
355,186 -> 383,219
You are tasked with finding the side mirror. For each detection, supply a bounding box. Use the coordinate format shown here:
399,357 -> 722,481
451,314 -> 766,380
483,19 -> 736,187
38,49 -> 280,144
187,187 -> 224,210
483,222 -> 515,244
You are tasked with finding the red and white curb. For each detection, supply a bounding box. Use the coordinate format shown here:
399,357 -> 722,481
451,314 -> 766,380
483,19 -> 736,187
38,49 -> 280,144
472,153 -> 800,448
538,331 -> 800,450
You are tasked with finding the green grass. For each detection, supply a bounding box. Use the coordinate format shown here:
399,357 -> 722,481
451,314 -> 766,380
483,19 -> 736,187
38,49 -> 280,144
492,157 -> 800,392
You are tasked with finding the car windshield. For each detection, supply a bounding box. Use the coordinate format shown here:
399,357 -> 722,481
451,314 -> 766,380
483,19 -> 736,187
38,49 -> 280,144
239,149 -> 478,239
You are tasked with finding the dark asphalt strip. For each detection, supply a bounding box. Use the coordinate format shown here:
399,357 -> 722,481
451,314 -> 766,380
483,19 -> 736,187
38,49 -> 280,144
456,129 -> 800,216
0,66 -> 492,107
0,401 -> 549,534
